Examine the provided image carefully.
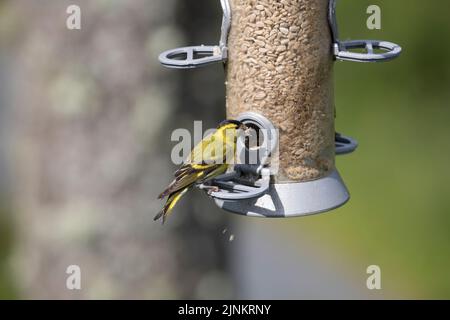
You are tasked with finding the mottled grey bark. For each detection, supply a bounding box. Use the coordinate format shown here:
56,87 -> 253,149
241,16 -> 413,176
6,0 -> 231,299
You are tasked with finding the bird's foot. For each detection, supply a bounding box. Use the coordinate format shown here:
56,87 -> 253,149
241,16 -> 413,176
203,186 -> 220,195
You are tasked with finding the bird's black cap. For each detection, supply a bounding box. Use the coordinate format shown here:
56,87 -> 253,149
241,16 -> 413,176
217,119 -> 244,129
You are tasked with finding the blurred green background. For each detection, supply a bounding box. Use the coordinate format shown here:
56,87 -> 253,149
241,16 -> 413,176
307,0 -> 450,298
0,0 -> 449,299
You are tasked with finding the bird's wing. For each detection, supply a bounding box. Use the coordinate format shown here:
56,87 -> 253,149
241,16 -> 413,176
159,164 -> 222,199
160,128 -> 236,199
155,163 -> 228,223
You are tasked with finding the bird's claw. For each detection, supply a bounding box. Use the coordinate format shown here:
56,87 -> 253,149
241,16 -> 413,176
205,186 -> 220,195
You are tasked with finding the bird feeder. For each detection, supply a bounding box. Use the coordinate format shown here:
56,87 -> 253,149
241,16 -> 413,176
159,0 -> 401,217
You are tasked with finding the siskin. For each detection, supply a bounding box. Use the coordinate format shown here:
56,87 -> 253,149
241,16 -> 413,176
155,120 -> 248,224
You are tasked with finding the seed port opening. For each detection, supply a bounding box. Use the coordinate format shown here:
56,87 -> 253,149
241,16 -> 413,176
236,112 -> 279,168
244,122 -> 265,151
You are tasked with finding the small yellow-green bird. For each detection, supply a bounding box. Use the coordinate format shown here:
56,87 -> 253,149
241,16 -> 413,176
155,119 -> 248,224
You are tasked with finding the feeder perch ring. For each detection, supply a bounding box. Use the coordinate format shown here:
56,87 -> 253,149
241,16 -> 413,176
159,0 -> 231,69
236,112 -> 279,168
201,167 -> 271,201
329,0 -> 402,62
335,132 -> 358,155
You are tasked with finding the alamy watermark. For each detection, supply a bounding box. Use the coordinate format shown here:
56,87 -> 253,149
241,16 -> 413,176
367,5 -> 381,30
66,5 -> 81,30
66,265 -> 81,290
366,265 -> 382,290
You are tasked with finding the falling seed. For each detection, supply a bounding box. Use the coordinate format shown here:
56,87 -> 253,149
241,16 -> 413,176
222,228 -> 228,234
229,235 -> 235,242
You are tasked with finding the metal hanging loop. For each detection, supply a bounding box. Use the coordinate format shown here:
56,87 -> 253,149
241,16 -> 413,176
159,0 -> 231,69
329,0 -> 402,62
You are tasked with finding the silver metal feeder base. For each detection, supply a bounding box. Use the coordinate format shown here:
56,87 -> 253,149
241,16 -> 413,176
214,169 -> 349,218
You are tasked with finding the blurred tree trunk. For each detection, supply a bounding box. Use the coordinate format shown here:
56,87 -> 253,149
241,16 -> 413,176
7,0 -> 231,299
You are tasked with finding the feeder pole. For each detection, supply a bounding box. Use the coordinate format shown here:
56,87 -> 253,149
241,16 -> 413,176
226,0 -> 335,183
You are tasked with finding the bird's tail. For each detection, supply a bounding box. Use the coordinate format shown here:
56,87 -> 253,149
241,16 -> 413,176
154,187 -> 190,224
